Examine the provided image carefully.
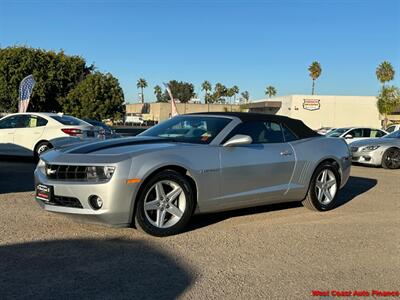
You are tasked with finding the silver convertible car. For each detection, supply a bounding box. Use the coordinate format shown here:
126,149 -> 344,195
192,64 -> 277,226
34,112 -> 351,236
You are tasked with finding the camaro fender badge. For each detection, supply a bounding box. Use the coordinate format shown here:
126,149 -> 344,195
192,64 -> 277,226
199,168 -> 219,174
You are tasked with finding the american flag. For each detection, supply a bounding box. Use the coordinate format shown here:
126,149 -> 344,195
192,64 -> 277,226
163,82 -> 179,117
19,75 -> 36,113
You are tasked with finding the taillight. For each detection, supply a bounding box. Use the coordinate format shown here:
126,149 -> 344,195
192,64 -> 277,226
61,128 -> 83,136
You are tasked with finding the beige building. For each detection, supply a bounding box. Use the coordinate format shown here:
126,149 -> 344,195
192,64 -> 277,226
245,95 -> 396,129
126,102 -> 242,123
126,95 -> 400,129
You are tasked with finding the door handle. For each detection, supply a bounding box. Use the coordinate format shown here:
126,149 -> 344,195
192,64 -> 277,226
280,150 -> 293,156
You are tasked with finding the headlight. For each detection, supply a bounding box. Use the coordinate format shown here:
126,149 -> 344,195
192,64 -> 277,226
86,166 -> 116,181
362,145 -> 380,151
37,159 -> 45,168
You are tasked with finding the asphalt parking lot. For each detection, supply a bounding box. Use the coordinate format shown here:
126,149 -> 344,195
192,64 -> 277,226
0,157 -> 399,299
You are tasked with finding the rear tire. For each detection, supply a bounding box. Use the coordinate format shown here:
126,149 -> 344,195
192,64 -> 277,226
34,141 -> 53,161
134,170 -> 195,237
381,148 -> 400,169
302,162 -> 340,211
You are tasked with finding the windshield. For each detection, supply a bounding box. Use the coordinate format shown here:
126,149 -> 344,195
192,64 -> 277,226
51,115 -> 88,126
139,116 -> 231,144
383,130 -> 400,139
326,128 -> 348,137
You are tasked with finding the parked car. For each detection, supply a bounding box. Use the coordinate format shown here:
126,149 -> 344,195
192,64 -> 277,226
83,119 -> 121,139
316,127 -> 336,135
0,113 -> 102,158
326,127 -> 387,143
125,114 -> 146,126
385,124 -> 400,133
350,130 -> 400,169
34,112 -> 351,237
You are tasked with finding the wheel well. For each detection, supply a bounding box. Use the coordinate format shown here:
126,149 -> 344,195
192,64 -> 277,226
131,165 -> 198,226
34,140 -> 52,152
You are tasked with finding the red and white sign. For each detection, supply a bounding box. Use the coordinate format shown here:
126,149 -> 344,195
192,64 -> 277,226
303,99 -> 320,111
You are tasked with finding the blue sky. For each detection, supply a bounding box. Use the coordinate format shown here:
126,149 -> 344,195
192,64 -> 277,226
1,0 -> 399,103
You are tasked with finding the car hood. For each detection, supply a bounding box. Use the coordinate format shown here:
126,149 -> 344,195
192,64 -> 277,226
350,138 -> 400,147
41,136 -> 179,164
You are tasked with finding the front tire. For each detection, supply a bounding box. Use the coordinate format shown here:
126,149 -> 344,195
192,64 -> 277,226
302,162 -> 340,211
134,170 -> 195,237
382,148 -> 400,169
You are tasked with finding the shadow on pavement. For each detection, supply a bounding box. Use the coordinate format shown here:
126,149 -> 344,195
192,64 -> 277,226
0,156 -> 36,194
187,176 -> 377,232
334,175 -> 377,208
0,238 -> 194,299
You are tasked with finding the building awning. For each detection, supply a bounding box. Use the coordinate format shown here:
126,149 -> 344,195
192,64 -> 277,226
241,101 -> 282,109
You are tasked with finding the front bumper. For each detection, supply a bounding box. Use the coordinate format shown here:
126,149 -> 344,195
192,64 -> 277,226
34,164 -> 137,227
351,148 -> 383,166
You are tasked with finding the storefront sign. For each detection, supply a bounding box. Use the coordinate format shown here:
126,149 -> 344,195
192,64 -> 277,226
303,99 -> 320,111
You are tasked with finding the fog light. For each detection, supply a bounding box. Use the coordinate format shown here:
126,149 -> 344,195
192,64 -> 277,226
89,195 -> 103,210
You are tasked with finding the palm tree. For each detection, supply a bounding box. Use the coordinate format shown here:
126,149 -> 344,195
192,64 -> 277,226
154,85 -> 163,102
241,91 -> 250,103
265,86 -> 277,98
308,61 -> 322,95
136,78 -> 148,103
376,61 -> 395,88
377,86 -> 400,128
214,83 -> 227,103
201,81 -> 212,103
232,85 -> 239,103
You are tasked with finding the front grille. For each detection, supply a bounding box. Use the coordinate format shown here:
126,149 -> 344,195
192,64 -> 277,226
46,164 -> 88,180
351,146 -> 359,152
48,196 -> 83,208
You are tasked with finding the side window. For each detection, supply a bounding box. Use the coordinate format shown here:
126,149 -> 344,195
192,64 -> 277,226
362,128 -> 371,137
376,130 -> 386,137
386,126 -> 394,133
348,128 -> 363,137
0,116 -> 21,129
282,124 -> 298,142
226,121 -> 284,144
370,129 -> 385,138
24,115 -> 48,128
36,116 -> 48,127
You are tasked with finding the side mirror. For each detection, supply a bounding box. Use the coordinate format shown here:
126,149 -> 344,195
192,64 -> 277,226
223,134 -> 253,147
345,134 -> 353,139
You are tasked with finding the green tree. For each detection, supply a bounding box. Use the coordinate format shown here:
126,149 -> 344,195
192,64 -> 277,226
265,86 -> 277,98
163,80 -> 195,103
376,61 -> 395,88
136,78 -> 147,103
61,72 -> 124,120
308,61 -> 322,95
377,86 -> 400,128
0,46 -> 92,112
154,85 -> 165,102
232,85 -> 239,103
201,80 -> 212,103
241,91 -> 250,103
226,87 -> 236,104
213,83 -> 227,103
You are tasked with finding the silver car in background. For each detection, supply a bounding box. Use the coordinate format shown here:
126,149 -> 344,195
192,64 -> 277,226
350,130 -> 400,169
326,127 -> 387,143
34,112 -> 351,236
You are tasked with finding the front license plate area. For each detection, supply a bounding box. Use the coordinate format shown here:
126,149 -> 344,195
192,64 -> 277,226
36,184 -> 53,202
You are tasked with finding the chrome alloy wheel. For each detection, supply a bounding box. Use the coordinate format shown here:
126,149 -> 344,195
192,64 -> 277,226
143,180 -> 186,229
315,169 -> 337,205
37,144 -> 49,155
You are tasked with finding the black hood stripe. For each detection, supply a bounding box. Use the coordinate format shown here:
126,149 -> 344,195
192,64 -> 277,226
68,137 -> 171,154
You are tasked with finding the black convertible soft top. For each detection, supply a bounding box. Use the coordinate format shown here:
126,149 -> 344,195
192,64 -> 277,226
190,112 -> 320,139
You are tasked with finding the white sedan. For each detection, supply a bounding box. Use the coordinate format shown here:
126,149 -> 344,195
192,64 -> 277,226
326,127 -> 387,143
0,112 -> 103,158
